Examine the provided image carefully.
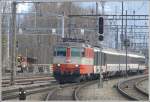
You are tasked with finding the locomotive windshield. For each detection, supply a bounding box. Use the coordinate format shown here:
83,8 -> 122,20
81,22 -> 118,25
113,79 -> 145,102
54,47 -> 66,56
54,47 -> 81,57
71,47 -> 80,57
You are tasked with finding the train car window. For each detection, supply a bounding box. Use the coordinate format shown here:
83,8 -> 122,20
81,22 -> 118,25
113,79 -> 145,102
98,52 -> 100,65
54,48 -> 57,56
55,47 -> 66,56
96,52 -> 99,65
71,48 -> 80,57
94,51 -> 97,65
81,48 -> 85,57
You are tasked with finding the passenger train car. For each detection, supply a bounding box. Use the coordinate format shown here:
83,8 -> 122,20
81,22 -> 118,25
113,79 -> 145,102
52,42 -> 146,83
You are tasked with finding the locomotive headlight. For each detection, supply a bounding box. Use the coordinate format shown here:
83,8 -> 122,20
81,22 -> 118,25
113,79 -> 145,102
75,64 -> 79,67
22,64 -> 26,68
57,64 -> 60,67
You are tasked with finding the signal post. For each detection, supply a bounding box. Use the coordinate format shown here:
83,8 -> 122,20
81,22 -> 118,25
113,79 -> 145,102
98,17 -> 104,88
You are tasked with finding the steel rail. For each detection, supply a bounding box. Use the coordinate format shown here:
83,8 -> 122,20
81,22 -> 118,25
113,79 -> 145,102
2,82 -> 59,100
45,81 -> 98,101
2,76 -> 54,85
117,75 -> 148,101
45,83 -> 79,100
74,80 -> 98,100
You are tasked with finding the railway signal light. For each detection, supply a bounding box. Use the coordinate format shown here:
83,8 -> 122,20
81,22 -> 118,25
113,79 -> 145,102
17,56 -> 22,63
99,17 -> 104,34
98,17 -> 104,41
17,55 -> 25,63
99,34 -> 104,41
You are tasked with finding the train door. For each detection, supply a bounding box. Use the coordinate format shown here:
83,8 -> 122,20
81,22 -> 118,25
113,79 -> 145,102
94,51 -> 100,74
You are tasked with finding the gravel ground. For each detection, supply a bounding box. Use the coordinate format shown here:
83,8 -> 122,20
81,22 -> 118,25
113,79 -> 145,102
7,91 -> 49,101
79,78 -> 130,101
26,91 -> 49,100
2,81 -> 52,91
49,86 -> 76,100
138,79 -> 148,93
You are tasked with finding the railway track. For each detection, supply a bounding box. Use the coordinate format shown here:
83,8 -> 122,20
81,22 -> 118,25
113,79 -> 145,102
2,74 -> 51,80
117,75 -> 149,101
45,80 -> 97,101
2,82 -> 59,100
2,76 -> 54,86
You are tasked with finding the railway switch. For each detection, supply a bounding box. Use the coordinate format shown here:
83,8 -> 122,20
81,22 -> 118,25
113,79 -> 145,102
99,34 -> 104,41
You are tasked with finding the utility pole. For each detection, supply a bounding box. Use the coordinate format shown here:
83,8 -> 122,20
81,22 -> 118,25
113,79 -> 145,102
115,25 -> 118,49
8,12 -> 11,76
96,2 -> 100,88
61,12 -> 64,38
133,10 -> 135,50
98,1 -> 105,88
96,2 -> 98,45
101,1 -> 105,16
10,2 -> 17,85
125,10 -> 129,78
96,2 -> 98,30
99,43 -> 103,88
0,1 -> 2,84
121,1 -> 124,50
115,6 -> 118,49
93,4 -> 100,83
35,3 -> 40,64
34,3 -> 37,30
68,2 -> 72,38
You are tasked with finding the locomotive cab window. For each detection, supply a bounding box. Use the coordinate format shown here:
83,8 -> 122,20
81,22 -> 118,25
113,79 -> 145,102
71,48 -> 80,57
54,47 -> 66,56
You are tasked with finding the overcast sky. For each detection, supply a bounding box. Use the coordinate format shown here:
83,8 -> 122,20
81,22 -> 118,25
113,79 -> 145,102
17,1 -> 149,15
77,1 -> 149,15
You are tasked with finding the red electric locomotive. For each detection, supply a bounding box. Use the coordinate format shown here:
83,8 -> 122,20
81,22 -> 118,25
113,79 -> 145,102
52,39 -> 146,84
